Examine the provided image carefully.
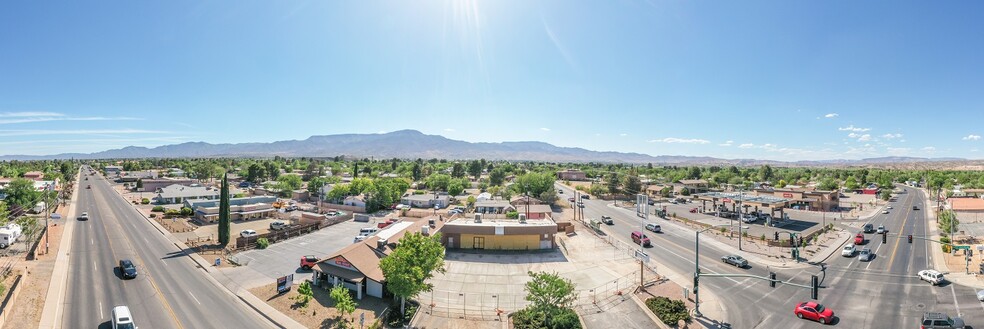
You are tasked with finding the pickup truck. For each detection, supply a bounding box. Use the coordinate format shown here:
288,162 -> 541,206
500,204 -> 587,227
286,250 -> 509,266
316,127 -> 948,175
600,216 -> 613,225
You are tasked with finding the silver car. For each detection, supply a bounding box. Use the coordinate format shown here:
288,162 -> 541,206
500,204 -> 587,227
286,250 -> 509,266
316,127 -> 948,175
977,290 -> 984,302
859,248 -> 873,262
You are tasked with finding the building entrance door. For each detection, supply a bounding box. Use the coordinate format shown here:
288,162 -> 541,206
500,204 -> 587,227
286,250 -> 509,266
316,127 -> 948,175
473,237 -> 485,249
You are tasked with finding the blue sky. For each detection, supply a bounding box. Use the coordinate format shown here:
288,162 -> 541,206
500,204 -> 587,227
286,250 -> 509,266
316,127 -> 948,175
2,1 -> 983,160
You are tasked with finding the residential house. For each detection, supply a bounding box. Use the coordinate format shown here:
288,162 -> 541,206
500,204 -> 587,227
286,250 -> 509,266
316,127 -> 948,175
401,194 -> 450,209
475,192 -> 492,202
119,170 -> 158,183
185,196 -> 278,223
509,196 -> 543,207
517,204 -> 553,219
474,200 -> 515,214
344,195 -> 367,208
168,168 -> 186,177
140,178 -> 197,192
23,171 -> 44,181
678,179 -> 710,194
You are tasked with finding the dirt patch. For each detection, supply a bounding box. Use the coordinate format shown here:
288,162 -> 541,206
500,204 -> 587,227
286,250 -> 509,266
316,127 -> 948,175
249,282 -> 389,329
2,205 -> 68,329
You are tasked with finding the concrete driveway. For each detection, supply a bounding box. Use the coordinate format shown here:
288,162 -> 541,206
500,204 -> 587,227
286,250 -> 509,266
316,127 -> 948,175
220,219 -> 378,288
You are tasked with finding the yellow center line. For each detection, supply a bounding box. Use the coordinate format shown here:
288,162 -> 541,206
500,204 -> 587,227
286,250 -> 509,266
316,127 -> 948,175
886,189 -> 915,270
95,182 -> 185,329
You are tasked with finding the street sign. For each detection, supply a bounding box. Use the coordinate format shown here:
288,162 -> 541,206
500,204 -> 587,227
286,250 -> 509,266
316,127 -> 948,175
634,249 -> 650,263
954,245 -> 971,251
277,274 -> 293,294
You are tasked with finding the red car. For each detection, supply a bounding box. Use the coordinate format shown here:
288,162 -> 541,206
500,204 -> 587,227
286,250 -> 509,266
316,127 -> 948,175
794,301 -> 834,324
690,208 -> 698,213
299,255 -> 318,270
854,233 -> 865,245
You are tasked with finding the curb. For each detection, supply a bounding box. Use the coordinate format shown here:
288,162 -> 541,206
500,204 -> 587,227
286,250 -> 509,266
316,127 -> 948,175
630,293 -> 671,329
37,168 -> 83,329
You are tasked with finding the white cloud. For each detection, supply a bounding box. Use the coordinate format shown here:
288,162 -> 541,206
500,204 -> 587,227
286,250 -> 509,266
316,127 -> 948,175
963,134 -> 981,141
922,146 -> 937,152
738,143 -> 755,149
838,125 -> 870,132
444,128 -> 455,132
0,111 -> 141,124
540,127 -> 550,132
857,134 -> 872,142
0,129 -> 167,137
881,133 -> 903,139
647,137 -> 710,144
620,133 -> 628,137
0,111 -> 65,117
824,113 -> 839,118
848,133 -> 861,138
886,147 -> 911,155
719,140 -> 734,147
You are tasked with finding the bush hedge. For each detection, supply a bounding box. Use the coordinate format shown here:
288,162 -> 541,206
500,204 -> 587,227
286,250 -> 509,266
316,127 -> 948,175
140,198 -> 150,204
645,296 -> 691,325
256,238 -> 270,249
152,206 -> 165,212
513,307 -> 581,329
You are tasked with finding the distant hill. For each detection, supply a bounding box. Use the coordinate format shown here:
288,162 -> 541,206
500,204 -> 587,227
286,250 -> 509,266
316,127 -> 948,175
0,130 -> 972,166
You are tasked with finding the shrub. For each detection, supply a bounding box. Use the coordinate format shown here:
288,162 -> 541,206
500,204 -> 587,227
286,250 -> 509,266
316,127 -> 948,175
180,207 -> 193,216
141,198 -> 150,204
719,227 -> 727,233
385,300 -> 418,327
513,308 -> 581,329
152,206 -> 165,212
164,209 -> 181,217
506,211 -> 519,219
256,238 -> 270,249
760,234 -> 767,241
413,190 -> 426,195
645,296 -> 691,324
149,214 -> 156,218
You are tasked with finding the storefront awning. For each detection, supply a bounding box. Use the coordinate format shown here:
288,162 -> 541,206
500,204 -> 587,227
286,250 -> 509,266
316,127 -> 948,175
316,263 -> 365,283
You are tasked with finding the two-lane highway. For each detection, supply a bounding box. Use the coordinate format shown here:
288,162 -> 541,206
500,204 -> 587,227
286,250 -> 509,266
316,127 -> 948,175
61,167 -> 273,329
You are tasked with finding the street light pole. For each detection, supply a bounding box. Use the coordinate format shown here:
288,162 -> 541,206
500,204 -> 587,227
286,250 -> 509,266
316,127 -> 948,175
694,224 -> 728,318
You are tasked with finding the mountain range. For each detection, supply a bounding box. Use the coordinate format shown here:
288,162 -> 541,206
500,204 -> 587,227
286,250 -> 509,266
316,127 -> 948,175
0,130 -> 972,166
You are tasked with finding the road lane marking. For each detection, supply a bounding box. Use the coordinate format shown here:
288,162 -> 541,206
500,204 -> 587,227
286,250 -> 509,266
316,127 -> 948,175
188,291 -> 202,305
866,240 -> 885,270
951,284 -> 961,316
99,302 -> 103,320
886,197 -> 915,271
91,238 -> 94,245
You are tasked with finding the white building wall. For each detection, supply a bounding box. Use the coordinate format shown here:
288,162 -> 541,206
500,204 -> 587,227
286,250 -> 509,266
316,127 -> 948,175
367,280 -> 384,298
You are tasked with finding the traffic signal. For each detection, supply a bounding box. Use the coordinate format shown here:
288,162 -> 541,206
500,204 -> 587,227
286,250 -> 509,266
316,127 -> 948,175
769,272 -> 777,288
774,232 -> 779,241
811,275 -> 819,300
908,235 -> 913,243
791,249 -> 798,259
693,270 -> 700,295
882,233 -> 887,243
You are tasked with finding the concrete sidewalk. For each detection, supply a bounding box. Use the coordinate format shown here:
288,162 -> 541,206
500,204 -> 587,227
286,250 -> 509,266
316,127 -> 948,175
38,170 -> 82,329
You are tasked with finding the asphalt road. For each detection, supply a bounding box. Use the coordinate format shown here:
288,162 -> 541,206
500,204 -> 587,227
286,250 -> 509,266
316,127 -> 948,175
557,184 -> 984,328
61,167 -> 273,329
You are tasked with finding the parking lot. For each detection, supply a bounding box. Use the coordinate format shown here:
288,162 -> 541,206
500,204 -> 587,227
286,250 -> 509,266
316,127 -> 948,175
219,218 -> 388,288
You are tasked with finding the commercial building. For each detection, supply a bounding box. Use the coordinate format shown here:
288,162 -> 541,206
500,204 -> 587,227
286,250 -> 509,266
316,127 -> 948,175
755,188 -> 839,212
140,178 -> 197,192
401,193 -> 450,209
104,166 -> 123,176
440,215 -> 556,250
311,218 -> 444,299
154,184 -> 220,204
185,195 -> 277,223
556,169 -> 587,181
950,197 -> 984,223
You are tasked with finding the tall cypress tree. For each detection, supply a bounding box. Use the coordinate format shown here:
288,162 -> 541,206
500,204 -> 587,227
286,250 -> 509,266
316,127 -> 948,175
218,173 -> 231,245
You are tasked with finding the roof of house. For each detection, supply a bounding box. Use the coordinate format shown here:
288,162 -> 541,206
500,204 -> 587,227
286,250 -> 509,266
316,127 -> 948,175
679,179 -> 709,185
510,196 -> 542,204
950,198 -> 984,211
23,171 -> 43,177
403,194 -> 448,202
475,200 -> 513,208
187,195 -> 276,208
317,238 -> 387,282
522,204 -> 553,214
476,192 -> 492,199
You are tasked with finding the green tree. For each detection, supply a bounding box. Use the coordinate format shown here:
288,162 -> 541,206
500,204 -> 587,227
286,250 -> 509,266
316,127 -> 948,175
294,281 -> 313,308
467,160 -> 483,180
425,174 -> 452,192
880,189 -> 892,201
451,163 -> 465,178
939,210 -> 960,235
136,179 -> 143,190
660,186 -> 673,197
246,163 -> 265,182
265,162 -> 280,180
845,176 -> 860,190
4,178 -> 40,211
411,162 -> 423,182
623,175 -> 642,196
448,180 -> 465,196
759,165 -> 774,182
606,173 -> 620,195
379,232 -> 446,314
276,174 -> 303,194
489,168 -> 507,186
818,178 -> 839,191
218,174 -> 231,245
330,284 -> 357,325
776,179 -> 787,188
680,187 -> 691,196
60,162 -> 75,181
516,271 -> 581,329
514,172 -> 555,197
466,195 -> 477,209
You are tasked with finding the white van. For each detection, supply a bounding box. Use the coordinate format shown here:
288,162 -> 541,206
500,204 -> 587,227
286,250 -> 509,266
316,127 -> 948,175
112,305 -> 137,329
359,227 -> 378,236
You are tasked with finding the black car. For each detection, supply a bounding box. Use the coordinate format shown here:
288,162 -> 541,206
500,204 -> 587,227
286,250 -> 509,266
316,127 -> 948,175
119,259 -> 138,279
863,223 -> 874,233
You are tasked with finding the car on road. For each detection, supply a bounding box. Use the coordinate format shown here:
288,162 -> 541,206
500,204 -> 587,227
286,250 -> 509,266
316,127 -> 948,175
978,290 -> 984,302
876,225 -> 887,234
119,259 -> 138,279
240,229 -> 258,238
300,255 -> 318,270
568,197 -> 576,203
581,195 -> 590,199
854,233 -> 865,245
918,269 -> 945,285
78,212 -> 89,221
721,255 -> 748,268
742,215 -> 758,223
920,312 -> 965,329
887,206 -> 893,209
631,231 -> 651,247
690,207 -> 698,213
841,245 -> 856,257
914,205 -> 920,210
863,223 -> 874,233
859,248 -> 873,261
87,185 -> 91,189
645,223 -> 661,233
448,208 -> 464,215
600,216 -> 613,225
577,202 -> 585,208
269,221 -> 288,230
794,301 -> 834,324
882,210 -> 890,214
353,235 -> 368,243
558,190 -> 563,194
112,305 -> 137,329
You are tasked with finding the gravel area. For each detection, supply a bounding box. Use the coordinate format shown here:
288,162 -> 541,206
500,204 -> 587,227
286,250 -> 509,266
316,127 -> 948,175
249,282 -> 389,329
